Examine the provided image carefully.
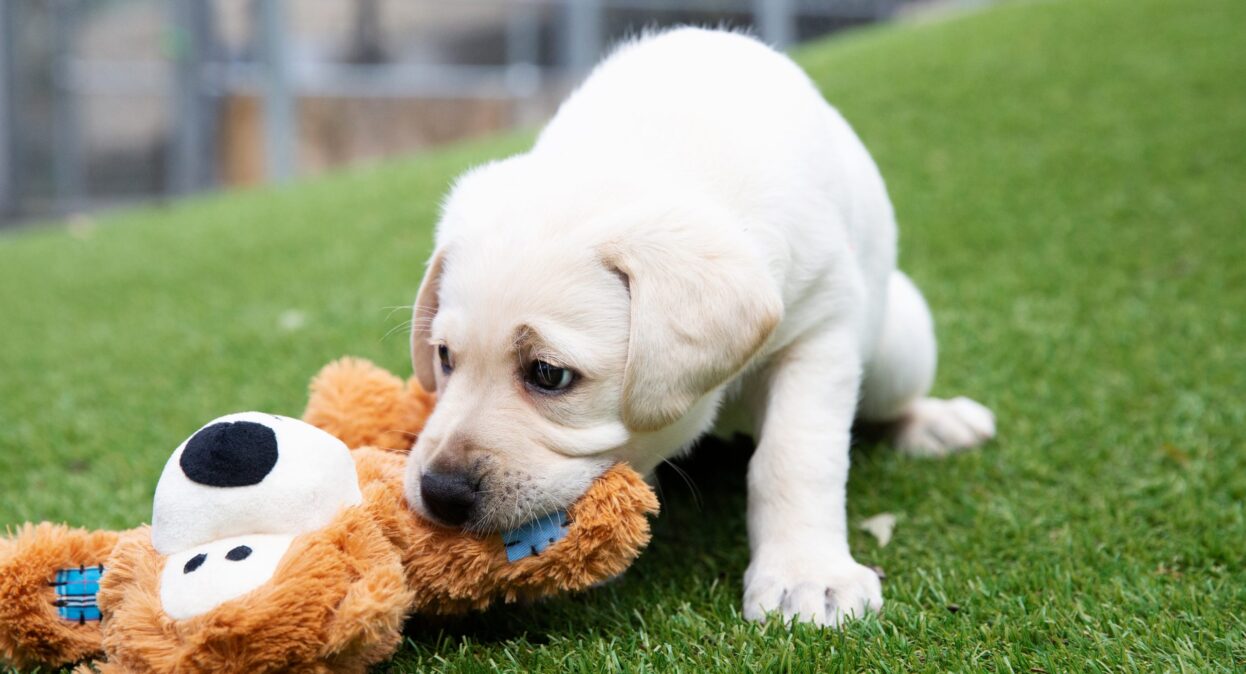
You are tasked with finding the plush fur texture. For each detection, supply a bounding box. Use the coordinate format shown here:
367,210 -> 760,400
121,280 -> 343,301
0,523 -> 119,669
0,357 -> 657,673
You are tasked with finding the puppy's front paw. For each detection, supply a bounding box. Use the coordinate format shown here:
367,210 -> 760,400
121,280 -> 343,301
743,553 -> 882,627
894,396 -> 995,458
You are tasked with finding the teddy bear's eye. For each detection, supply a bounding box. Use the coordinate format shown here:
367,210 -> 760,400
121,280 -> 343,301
226,546 -> 252,561
184,553 -> 207,574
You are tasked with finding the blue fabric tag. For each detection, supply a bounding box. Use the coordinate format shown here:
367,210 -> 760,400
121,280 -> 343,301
54,565 -> 104,623
501,511 -> 569,563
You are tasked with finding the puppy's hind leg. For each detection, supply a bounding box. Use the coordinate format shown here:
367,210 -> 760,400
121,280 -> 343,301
859,271 -> 995,457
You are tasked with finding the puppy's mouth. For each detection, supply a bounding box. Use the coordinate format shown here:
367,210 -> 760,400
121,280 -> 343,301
418,492 -> 572,565
411,470 -> 563,535
412,461 -> 612,538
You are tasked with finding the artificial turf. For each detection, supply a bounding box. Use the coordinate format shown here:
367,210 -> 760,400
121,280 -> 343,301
2,0 -> 1243,670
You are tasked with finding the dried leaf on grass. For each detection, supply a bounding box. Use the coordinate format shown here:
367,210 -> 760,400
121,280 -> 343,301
859,513 -> 897,547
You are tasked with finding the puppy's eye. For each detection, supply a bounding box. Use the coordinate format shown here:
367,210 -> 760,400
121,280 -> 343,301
526,360 -> 575,392
437,344 -> 454,376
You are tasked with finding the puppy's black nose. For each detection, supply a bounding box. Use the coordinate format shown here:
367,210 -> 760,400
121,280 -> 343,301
420,471 -> 476,526
180,421 -> 279,488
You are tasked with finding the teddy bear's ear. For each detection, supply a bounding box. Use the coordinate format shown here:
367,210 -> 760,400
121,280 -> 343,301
303,357 -> 434,452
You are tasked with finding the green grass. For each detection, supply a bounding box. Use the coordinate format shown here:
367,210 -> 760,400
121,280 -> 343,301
3,0 -> 1244,670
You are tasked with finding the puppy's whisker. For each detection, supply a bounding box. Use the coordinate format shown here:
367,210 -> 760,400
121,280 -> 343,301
404,316 -> 436,333
380,318 -> 418,342
381,325 -> 406,339
662,458 -> 701,511
380,305 -> 413,321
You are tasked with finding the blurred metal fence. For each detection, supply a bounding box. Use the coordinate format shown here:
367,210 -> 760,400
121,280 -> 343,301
0,4 -> 11,221
0,0 -> 899,226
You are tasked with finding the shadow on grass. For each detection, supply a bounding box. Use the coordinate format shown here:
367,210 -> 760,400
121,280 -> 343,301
397,433 -> 756,648
398,430 -> 891,650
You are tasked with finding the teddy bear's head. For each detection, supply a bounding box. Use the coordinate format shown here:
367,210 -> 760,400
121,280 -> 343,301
99,413 -> 412,672
150,412 -> 365,620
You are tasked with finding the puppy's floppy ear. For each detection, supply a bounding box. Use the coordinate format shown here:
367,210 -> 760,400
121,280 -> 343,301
602,224 -> 783,432
412,248 -> 448,393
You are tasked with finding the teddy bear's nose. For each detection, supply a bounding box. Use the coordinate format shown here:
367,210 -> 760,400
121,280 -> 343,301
420,471 -> 476,526
179,421 -> 279,488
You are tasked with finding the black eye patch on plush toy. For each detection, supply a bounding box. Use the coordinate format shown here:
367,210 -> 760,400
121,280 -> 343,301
180,420 -> 280,488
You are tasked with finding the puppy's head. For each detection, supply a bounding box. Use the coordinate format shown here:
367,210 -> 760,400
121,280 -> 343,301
405,158 -> 782,531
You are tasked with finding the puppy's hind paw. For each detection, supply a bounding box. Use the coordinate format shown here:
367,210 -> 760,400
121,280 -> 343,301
894,396 -> 995,458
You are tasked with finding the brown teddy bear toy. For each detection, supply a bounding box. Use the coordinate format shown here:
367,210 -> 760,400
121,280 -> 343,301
0,358 -> 658,673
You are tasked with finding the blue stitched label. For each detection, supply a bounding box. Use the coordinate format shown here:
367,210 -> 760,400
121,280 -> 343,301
54,566 -> 103,623
501,511 -> 569,563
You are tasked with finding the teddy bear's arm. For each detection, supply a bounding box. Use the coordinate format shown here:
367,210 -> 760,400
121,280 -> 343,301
0,523 -> 122,670
351,448 -> 660,615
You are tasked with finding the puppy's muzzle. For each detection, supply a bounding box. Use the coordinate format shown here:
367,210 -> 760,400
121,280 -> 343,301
420,470 -> 476,526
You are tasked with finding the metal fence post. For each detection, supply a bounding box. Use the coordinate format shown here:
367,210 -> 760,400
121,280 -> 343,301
257,0 -> 295,183
51,0 -> 85,214
754,0 -> 795,49
561,0 -> 603,76
167,0 -> 218,196
0,0 -> 13,220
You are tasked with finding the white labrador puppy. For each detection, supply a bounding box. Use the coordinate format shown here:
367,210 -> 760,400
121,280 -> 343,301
404,27 -> 995,626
